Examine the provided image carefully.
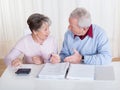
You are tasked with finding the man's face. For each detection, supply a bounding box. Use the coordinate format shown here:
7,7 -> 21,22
69,17 -> 88,36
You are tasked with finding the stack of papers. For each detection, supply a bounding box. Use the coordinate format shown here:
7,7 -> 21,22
38,62 -> 69,79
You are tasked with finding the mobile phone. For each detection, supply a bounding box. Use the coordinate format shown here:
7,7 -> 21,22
15,68 -> 31,75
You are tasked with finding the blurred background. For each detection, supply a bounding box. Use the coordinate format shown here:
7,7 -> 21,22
0,0 -> 120,59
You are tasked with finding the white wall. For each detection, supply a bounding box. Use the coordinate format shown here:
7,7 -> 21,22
0,0 -> 120,58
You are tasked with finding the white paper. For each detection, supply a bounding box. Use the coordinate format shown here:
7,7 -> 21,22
95,65 -> 114,80
38,62 -> 69,79
67,64 -> 95,80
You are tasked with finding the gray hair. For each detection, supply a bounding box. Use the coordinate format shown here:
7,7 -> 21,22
70,7 -> 91,27
27,13 -> 51,32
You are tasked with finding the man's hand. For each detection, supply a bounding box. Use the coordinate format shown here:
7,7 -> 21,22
50,54 -> 61,64
11,58 -> 22,67
64,49 -> 82,64
32,56 -> 44,65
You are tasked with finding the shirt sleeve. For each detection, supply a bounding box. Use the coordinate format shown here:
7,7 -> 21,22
59,32 -> 71,61
4,48 -> 22,66
4,37 -> 25,66
84,31 -> 112,65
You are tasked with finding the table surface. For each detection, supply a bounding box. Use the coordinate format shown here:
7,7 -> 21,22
0,62 -> 120,90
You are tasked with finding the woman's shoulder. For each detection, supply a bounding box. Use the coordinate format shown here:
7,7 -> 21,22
13,34 -> 32,49
16,34 -> 32,43
21,34 -> 32,40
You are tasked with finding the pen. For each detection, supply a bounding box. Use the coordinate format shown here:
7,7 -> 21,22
49,54 -> 52,61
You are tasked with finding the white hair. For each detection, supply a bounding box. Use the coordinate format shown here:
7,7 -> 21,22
70,7 -> 91,27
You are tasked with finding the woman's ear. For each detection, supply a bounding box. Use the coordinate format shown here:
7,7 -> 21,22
33,30 -> 37,35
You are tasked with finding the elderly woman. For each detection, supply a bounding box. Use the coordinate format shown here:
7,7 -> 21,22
4,13 -> 60,67
53,7 -> 112,65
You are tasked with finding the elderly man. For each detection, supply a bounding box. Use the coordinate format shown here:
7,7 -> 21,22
51,8 -> 112,65
51,7 -> 112,65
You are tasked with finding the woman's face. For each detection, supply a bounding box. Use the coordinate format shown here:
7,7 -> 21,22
33,22 -> 50,41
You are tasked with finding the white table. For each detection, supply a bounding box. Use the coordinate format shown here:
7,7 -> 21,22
0,62 -> 120,90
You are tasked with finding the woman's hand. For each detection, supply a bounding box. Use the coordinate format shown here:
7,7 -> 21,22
11,58 -> 22,67
50,54 -> 61,64
32,56 -> 44,65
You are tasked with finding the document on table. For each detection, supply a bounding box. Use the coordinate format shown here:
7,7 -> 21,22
95,65 -> 114,80
37,62 -> 114,80
38,62 -> 69,79
66,64 -> 95,80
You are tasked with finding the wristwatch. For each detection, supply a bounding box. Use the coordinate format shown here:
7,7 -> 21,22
82,55 -> 84,59
81,55 -> 84,63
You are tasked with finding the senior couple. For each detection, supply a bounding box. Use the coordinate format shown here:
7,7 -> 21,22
4,7 -> 112,67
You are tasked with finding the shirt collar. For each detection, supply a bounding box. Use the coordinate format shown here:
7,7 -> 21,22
87,24 -> 93,38
74,24 -> 93,40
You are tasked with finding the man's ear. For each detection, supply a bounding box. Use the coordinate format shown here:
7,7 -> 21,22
84,27 -> 89,31
68,25 -> 71,30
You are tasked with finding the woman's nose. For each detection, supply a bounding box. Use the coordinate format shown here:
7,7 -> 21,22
47,30 -> 50,34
